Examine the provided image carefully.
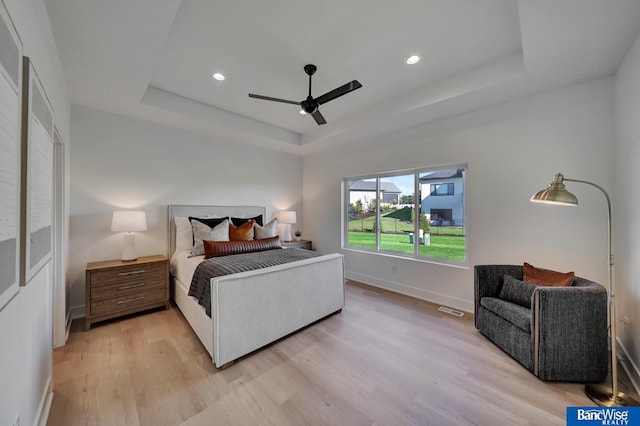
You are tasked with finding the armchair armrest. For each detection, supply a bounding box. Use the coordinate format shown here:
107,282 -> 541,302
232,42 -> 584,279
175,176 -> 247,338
533,284 -> 608,381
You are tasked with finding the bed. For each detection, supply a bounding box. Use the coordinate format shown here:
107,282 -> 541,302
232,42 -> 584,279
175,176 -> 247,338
168,205 -> 345,368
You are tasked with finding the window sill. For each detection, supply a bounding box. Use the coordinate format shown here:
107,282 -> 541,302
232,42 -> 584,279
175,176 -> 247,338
341,246 -> 469,270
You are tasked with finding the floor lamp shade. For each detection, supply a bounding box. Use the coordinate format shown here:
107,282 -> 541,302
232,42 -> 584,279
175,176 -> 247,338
530,173 -> 579,206
111,211 -> 147,261
531,173 -> 638,407
278,211 -> 296,242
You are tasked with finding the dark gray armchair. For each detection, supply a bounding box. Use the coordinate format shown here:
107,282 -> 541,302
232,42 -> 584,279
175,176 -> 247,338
474,264 -> 608,382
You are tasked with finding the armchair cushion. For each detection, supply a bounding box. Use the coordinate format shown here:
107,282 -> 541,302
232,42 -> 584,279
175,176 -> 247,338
499,274 -> 537,308
481,297 -> 531,333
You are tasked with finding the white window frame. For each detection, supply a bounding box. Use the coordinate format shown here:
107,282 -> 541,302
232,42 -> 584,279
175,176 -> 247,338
343,164 -> 468,267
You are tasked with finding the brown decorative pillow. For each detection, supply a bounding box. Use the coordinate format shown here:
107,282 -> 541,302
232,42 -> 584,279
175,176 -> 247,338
229,220 -> 254,241
523,262 -> 574,286
203,236 -> 282,258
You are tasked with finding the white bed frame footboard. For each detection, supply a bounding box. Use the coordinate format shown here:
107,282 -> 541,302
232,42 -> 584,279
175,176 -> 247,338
168,205 -> 345,368
212,253 -> 344,367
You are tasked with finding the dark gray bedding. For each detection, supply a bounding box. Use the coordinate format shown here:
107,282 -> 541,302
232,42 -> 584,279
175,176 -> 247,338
189,248 -> 324,317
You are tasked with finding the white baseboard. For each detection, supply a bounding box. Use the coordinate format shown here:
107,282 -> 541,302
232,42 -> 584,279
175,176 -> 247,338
345,271 -> 474,313
69,304 -> 85,321
34,376 -> 53,426
617,338 -> 640,395
65,308 -> 72,342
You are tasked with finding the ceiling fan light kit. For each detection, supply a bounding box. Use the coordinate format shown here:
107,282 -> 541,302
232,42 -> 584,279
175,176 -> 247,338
249,64 -> 362,125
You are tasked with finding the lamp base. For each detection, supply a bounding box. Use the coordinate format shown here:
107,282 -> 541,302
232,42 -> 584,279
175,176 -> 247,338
278,223 -> 292,242
121,233 -> 138,262
585,384 -> 640,407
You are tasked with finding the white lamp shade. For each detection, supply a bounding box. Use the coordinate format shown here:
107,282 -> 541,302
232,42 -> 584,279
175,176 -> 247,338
279,211 -> 297,224
111,211 -> 147,232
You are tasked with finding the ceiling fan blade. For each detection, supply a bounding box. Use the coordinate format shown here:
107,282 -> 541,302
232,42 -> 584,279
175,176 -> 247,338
311,109 -> 327,125
315,80 -> 362,105
248,93 -> 300,105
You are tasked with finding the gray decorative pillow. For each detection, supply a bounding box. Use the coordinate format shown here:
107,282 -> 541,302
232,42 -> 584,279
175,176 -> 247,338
190,219 -> 229,257
254,218 -> 278,239
499,274 -> 538,309
210,219 -> 230,241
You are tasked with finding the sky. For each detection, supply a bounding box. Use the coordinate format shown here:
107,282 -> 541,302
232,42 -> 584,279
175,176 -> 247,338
382,174 -> 417,196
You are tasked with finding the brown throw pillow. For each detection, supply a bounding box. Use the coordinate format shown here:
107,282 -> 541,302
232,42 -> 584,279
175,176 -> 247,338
229,220 -> 254,241
523,262 -> 574,286
203,236 -> 281,258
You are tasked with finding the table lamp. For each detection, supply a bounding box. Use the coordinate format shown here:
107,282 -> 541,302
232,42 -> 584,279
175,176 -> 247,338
111,210 -> 147,261
278,211 -> 297,242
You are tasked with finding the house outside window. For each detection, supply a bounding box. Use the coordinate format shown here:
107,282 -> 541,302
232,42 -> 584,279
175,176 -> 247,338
420,169 -> 465,227
344,165 -> 466,265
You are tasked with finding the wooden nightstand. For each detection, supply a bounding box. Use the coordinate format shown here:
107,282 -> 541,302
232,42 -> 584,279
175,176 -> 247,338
85,255 -> 170,330
282,240 -> 312,250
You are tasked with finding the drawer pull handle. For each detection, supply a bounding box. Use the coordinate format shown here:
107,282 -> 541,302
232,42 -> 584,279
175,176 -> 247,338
117,270 -> 146,276
118,282 -> 145,290
117,296 -> 145,304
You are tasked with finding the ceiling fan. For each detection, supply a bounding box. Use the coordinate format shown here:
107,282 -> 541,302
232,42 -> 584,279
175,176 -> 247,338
249,64 -> 362,125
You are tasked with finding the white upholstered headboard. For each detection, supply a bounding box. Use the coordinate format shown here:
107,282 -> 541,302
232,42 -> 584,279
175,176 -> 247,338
168,205 -> 266,257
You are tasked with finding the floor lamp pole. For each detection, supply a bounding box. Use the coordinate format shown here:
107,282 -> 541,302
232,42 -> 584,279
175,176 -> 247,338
563,179 -> 636,407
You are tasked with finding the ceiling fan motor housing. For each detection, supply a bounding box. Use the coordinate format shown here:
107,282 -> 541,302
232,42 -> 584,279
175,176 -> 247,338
301,96 -> 318,114
304,64 -> 317,75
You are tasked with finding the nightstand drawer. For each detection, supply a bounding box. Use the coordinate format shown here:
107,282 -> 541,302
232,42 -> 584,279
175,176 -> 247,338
89,262 -> 166,285
90,275 -> 166,300
90,287 -> 167,316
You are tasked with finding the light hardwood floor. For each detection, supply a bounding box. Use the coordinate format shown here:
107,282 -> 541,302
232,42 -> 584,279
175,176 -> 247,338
48,281 -> 637,425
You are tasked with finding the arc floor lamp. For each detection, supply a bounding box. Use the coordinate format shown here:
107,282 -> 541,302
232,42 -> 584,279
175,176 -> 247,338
531,173 -> 638,407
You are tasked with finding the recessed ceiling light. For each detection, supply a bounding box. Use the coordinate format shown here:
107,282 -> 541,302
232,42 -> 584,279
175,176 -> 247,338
406,55 -> 420,65
212,73 -> 225,81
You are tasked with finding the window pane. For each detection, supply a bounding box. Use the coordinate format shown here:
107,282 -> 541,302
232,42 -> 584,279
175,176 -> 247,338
346,177 -> 377,250
379,175 -> 415,254
419,169 -> 466,261
430,182 -> 454,196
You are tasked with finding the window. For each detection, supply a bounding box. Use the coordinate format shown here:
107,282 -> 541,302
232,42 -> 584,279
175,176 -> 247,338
344,165 -> 466,264
430,183 -> 454,196
430,209 -> 453,225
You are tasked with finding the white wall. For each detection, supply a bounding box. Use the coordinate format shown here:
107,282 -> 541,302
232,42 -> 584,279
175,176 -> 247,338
304,77 -> 614,312
68,105 -> 303,312
614,31 -> 640,388
0,0 -> 70,424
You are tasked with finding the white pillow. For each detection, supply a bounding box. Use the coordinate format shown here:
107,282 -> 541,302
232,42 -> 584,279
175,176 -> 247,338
210,219 -> 230,241
174,217 -> 193,253
190,219 -> 230,257
254,218 -> 278,239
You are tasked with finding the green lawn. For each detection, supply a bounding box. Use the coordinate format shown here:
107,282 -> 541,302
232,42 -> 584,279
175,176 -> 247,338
348,231 -> 465,260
